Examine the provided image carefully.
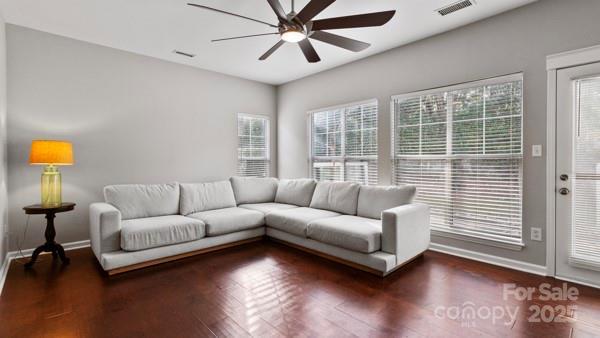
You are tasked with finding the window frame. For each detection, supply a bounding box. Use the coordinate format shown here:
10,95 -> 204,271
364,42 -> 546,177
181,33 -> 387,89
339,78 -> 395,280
237,113 -> 271,178
307,99 -> 379,185
390,73 -> 525,250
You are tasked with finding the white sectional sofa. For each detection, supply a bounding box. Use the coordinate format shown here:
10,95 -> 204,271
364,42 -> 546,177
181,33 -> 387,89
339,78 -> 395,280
89,177 -> 430,276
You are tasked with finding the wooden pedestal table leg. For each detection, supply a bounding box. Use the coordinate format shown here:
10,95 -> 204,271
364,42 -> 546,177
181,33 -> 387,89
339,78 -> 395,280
24,245 -> 46,268
24,211 -> 70,268
54,243 -> 70,265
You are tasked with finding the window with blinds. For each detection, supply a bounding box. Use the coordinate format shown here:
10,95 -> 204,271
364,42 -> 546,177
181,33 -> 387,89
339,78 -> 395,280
572,76 -> 600,268
237,114 -> 270,178
392,74 -> 523,245
310,100 -> 378,185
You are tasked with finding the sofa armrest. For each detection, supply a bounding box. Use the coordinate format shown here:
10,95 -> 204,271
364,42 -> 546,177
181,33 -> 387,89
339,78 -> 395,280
381,203 -> 430,263
89,202 -> 122,260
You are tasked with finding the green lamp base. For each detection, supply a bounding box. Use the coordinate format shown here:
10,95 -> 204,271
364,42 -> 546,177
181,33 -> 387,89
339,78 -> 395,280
41,165 -> 62,208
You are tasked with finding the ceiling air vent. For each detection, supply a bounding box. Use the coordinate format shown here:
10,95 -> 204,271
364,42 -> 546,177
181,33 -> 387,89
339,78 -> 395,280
173,50 -> 196,58
436,0 -> 474,16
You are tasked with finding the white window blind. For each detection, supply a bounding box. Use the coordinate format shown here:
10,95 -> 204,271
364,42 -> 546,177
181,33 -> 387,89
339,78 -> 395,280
392,74 -> 523,244
571,76 -> 600,268
310,100 -> 378,185
237,114 -> 270,178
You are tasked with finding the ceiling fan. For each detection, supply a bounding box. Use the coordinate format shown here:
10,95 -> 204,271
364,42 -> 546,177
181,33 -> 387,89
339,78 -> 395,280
187,0 -> 396,63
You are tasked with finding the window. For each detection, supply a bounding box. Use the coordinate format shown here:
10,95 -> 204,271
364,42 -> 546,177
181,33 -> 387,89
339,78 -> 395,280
237,114 -> 270,177
309,100 -> 378,185
392,74 -> 523,246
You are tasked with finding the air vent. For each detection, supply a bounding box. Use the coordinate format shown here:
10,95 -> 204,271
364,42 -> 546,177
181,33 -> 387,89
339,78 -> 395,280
173,50 -> 196,58
436,0 -> 474,16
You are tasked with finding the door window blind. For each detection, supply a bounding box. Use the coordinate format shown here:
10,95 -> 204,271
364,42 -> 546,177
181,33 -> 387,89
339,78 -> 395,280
572,77 -> 600,268
237,114 -> 270,177
392,74 -> 523,244
310,100 -> 378,185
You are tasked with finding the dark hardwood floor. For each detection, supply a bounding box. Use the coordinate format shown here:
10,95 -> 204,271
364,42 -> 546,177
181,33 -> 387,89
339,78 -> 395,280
1,239 -> 600,337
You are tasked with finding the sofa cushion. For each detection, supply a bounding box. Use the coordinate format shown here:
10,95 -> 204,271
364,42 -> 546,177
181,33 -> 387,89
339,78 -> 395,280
120,215 -> 205,251
187,207 -> 264,236
307,215 -> 382,254
230,177 -> 279,205
309,181 -> 360,215
180,181 -> 237,216
104,183 -> 179,220
357,185 -> 416,220
275,179 -> 317,207
265,207 -> 341,237
239,203 -> 298,215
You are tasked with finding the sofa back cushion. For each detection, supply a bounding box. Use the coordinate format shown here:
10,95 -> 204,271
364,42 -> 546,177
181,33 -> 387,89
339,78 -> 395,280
180,181 -> 237,215
309,181 -> 360,215
104,183 -> 180,220
275,178 -> 317,207
230,176 -> 278,204
357,185 -> 416,219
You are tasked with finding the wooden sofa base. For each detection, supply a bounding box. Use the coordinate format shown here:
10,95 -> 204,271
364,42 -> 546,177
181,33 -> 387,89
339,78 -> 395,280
268,237 -> 424,277
106,235 -> 424,277
107,236 -> 264,275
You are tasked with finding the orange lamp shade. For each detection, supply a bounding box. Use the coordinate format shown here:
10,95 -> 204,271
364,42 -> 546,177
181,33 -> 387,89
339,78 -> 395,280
29,140 -> 74,165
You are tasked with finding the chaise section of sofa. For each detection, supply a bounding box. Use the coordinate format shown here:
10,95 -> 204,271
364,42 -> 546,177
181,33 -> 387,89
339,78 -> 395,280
264,181 -> 430,276
89,177 -> 430,276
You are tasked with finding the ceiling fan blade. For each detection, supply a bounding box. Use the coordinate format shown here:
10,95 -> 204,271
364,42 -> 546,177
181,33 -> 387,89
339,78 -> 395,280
309,31 -> 370,52
187,3 -> 278,28
212,32 -> 279,42
311,10 -> 396,30
259,40 -> 285,60
266,0 -> 288,22
298,39 -> 321,63
296,0 -> 336,24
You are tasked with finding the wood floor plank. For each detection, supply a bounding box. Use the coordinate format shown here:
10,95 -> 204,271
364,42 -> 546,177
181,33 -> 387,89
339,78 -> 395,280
1,240 -> 599,338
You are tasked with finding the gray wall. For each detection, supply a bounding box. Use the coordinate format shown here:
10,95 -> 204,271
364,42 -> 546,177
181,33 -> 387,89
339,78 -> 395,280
6,25 -> 277,250
0,16 -> 6,264
277,0 -> 600,266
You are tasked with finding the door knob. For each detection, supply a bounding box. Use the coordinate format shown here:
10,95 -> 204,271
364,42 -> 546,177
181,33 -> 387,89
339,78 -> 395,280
559,188 -> 570,195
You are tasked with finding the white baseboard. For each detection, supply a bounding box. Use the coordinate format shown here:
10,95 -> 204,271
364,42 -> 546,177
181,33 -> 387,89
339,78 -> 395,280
6,239 -> 90,259
0,239 -> 90,296
429,243 -> 548,276
0,253 -> 11,297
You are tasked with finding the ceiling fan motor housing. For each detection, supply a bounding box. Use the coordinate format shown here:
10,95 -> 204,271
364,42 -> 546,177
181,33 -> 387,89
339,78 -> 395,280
279,22 -> 305,36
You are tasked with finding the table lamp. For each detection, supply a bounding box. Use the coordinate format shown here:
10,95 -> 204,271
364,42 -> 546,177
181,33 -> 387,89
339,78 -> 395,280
29,140 -> 74,207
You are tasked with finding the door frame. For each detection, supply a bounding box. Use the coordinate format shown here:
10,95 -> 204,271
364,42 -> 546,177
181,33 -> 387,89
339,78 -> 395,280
546,44 -> 600,280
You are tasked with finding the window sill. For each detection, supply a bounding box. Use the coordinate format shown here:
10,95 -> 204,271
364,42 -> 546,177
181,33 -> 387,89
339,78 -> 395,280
431,229 -> 525,251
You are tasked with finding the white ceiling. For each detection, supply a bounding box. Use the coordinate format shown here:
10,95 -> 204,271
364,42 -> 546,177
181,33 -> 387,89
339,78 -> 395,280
0,0 -> 536,85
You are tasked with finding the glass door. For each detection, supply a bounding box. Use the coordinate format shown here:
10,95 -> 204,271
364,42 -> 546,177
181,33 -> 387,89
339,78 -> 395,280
556,62 -> 600,286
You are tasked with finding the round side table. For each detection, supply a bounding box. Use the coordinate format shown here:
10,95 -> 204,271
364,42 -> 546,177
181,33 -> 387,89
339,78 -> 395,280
23,202 -> 76,268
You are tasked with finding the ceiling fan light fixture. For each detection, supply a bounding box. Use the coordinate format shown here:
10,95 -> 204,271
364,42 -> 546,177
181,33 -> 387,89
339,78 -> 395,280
281,29 -> 306,43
